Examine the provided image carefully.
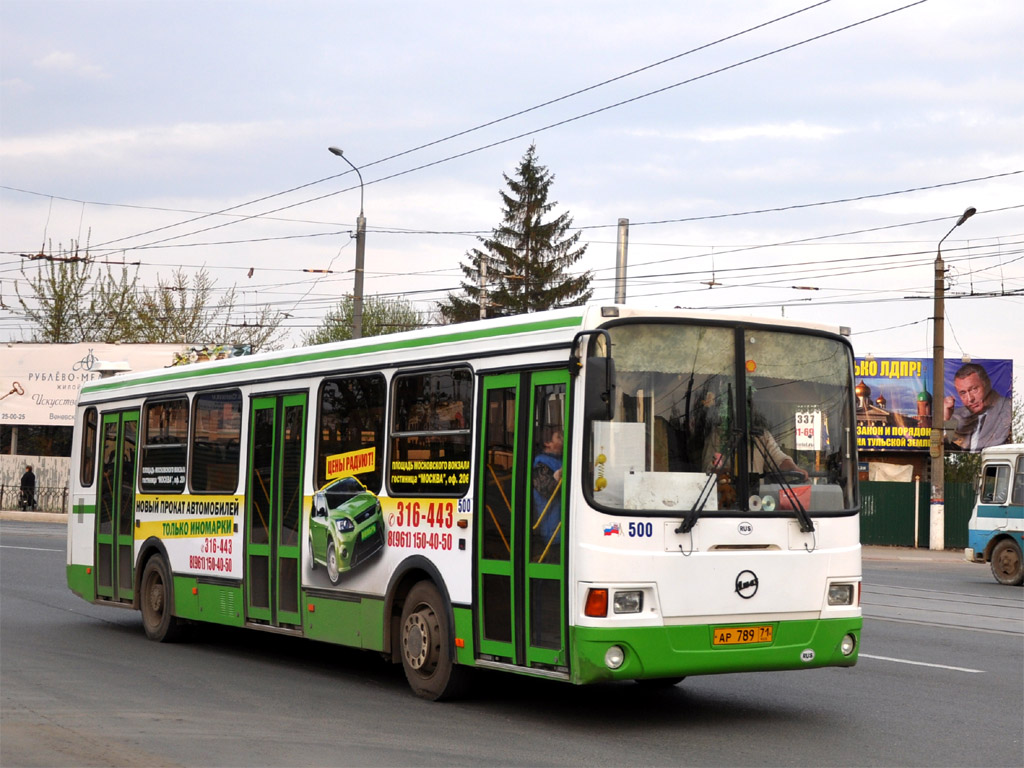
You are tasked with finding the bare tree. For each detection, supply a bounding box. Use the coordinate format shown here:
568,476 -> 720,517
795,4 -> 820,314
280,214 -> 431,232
15,239 -> 139,343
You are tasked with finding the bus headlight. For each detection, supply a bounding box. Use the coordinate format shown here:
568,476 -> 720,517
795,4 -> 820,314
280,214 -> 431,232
613,590 -> 643,614
604,645 -> 625,669
840,633 -> 857,656
827,583 -> 854,606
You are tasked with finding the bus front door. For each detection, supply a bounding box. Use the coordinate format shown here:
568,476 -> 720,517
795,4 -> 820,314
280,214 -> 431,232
245,393 -> 307,628
96,410 -> 139,603
477,370 -> 569,672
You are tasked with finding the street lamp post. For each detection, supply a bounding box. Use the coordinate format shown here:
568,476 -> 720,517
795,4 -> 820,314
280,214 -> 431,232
328,146 -> 366,339
930,205 -> 976,550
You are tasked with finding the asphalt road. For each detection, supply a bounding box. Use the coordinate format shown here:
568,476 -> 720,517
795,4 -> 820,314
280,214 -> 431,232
2,519 -> 1021,767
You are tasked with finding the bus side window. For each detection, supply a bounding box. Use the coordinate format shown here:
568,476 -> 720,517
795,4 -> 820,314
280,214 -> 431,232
315,374 -> 386,492
80,407 -> 98,487
141,398 -> 189,494
190,391 -> 242,493
982,465 -> 1010,505
389,367 -> 473,496
1013,458 -> 1024,506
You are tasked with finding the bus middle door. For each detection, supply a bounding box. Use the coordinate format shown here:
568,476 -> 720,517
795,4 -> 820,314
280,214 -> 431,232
477,370 -> 569,672
245,393 -> 307,629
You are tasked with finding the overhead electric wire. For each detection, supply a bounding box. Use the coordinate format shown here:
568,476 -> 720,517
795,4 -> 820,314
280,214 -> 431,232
7,0 -> 840,254
578,172 -> 1024,232
56,0 -> 932,257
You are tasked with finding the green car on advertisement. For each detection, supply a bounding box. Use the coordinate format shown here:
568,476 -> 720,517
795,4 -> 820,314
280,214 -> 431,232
308,476 -> 385,583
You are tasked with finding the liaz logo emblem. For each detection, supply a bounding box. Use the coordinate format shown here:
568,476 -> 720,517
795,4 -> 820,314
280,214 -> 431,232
735,570 -> 758,599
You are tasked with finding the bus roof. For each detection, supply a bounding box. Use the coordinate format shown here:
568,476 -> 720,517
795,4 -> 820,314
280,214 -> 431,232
77,304 -> 849,401
980,444 -> 1024,459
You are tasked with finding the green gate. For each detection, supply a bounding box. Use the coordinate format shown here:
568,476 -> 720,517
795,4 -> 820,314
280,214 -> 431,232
860,480 -> 975,549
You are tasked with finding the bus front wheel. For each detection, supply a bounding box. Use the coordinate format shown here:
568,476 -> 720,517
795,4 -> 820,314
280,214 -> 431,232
140,555 -> 185,642
990,539 -> 1024,586
399,581 -> 468,700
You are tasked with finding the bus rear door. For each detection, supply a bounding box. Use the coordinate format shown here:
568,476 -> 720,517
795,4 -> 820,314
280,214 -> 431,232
96,410 -> 139,603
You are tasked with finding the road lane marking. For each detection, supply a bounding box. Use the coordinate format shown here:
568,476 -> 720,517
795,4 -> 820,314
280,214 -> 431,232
866,615 -> 1022,636
860,653 -> 984,673
0,544 -> 63,552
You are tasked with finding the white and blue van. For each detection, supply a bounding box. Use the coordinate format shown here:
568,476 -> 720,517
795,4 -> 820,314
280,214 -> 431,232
965,444 -> 1024,585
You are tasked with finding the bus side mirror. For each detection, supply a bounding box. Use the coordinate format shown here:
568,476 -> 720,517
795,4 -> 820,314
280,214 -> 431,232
585,357 -> 616,422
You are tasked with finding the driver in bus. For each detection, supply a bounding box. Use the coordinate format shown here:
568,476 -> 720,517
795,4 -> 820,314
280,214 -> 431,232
749,429 -> 808,482
700,391 -> 808,482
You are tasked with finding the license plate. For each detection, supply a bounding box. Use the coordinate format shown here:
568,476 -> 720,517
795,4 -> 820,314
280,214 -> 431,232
713,625 -> 773,645
360,523 -> 377,541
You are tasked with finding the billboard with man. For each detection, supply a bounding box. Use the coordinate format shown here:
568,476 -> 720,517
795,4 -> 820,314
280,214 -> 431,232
853,357 -> 1013,453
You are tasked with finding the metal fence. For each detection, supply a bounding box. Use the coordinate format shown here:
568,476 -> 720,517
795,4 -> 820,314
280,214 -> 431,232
860,480 -> 974,549
0,484 -> 69,513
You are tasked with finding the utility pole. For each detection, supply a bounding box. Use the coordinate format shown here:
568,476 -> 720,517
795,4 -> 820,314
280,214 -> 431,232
479,256 -> 487,320
930,206 -> 976,550
328,147 -> 366,339
614,218 -> 629,304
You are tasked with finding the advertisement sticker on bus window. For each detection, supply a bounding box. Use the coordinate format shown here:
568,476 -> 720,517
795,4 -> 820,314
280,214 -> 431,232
325,447 -> 376,481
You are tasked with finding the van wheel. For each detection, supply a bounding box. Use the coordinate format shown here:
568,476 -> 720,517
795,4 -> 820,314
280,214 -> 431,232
140,555 -> 184,642
399,581 -> 469,700
990,539 -> 1024,586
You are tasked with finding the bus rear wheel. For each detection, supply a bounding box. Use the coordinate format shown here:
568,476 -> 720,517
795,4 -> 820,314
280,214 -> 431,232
140,554 -> 184,642
990,539 -> 1024,586
399,581 -> 468,700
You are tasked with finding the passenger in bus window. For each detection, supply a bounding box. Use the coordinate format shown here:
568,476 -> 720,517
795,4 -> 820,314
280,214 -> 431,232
944,363 -> 1012,451
532,427 -> 563,544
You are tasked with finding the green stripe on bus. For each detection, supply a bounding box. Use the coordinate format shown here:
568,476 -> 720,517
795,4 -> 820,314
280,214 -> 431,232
81,314 -> 584,394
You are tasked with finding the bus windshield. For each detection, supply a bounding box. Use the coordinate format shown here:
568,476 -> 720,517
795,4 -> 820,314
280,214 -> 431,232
585,322 -> 856,517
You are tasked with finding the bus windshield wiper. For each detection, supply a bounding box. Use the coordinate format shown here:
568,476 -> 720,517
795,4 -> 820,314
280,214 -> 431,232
677,427 -> 738,535
678,382 -> 735,535
752,430 -> 814,533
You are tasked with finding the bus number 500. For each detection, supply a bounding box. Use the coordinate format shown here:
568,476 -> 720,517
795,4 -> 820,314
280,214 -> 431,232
628,522 -> 653,538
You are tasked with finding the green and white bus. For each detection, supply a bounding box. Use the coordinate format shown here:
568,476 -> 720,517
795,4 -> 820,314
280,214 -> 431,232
66,305 -> 862,699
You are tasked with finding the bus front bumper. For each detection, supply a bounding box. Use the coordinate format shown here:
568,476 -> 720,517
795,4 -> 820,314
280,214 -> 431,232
570,616 -> 862,685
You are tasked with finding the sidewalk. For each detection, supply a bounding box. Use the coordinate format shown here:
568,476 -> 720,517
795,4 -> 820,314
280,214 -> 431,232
0,509 -> 966,561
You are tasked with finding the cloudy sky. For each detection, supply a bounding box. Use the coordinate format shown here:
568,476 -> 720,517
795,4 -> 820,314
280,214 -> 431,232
2,0 -> 1022,382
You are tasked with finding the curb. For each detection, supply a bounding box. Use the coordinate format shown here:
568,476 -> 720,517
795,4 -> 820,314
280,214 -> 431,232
862,546 -> 966,563
0,510 -> 68,523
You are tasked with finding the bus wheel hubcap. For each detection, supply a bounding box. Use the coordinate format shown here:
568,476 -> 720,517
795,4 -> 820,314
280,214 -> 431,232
404,611 -> 432,670
148,578 -> 163,614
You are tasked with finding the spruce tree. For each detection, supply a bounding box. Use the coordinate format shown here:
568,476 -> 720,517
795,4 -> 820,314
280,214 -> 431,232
439,144 -> 591,322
